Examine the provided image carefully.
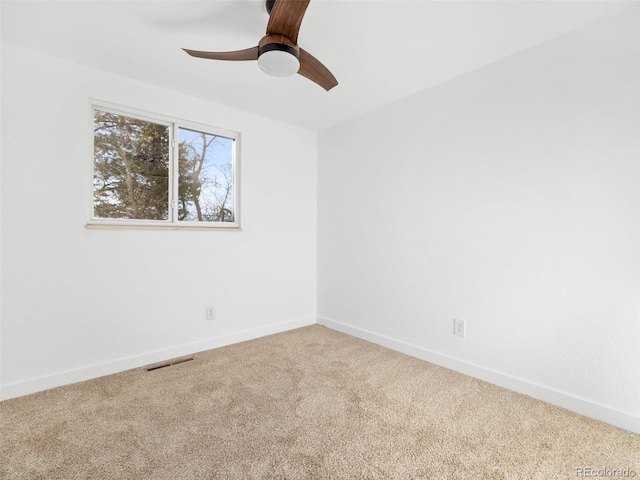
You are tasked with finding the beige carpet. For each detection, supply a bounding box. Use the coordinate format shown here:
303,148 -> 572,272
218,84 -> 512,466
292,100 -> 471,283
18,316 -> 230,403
1,325 -> 638,479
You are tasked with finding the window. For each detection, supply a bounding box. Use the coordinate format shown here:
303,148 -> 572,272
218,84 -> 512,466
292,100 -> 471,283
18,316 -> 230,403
90,104 -> 239,229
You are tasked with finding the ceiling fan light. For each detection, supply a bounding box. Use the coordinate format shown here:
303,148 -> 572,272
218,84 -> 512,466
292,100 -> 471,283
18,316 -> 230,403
258,44 -> 300,77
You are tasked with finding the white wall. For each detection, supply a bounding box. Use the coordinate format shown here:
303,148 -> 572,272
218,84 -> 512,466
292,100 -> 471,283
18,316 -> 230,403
0,43 -> 317,398
318,10 -> 640,432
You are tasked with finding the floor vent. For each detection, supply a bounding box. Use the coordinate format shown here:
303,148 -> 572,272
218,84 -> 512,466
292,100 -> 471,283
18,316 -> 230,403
145,356 -> 195,372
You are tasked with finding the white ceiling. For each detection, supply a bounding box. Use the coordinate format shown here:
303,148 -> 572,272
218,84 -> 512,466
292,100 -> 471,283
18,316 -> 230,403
1,1 -> 633,131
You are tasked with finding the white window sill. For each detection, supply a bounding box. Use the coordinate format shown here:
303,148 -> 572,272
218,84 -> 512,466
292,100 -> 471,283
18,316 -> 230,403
86,222 -> 242,232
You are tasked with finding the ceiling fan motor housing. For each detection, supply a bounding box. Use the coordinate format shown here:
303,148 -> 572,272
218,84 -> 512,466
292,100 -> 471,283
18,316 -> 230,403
257,34 -> 300,77
266,0 -> 276,15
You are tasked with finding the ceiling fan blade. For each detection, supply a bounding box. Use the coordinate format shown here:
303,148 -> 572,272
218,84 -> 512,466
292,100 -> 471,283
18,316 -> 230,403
182,46 -> 259,61
266,0 -> 310,44
298,48 -> 338,91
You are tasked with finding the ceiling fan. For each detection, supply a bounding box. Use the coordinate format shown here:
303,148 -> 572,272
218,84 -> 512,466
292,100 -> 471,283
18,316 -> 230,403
183,0 -> 338,91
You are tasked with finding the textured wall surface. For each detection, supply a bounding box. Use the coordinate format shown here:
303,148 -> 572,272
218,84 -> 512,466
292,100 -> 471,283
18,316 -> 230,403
318,10 -> 640,424
1,44 -> 317,396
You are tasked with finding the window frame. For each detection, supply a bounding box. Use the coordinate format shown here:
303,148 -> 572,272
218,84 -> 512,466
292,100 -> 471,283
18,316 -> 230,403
87,101 -> 241,230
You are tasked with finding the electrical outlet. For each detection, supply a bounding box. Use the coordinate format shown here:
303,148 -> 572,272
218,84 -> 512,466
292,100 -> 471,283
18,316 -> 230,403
454,319 -> 466,337
206,307 -> 216,321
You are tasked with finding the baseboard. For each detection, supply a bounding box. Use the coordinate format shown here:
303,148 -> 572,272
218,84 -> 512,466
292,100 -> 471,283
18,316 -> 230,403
5,314 -> 638,434
0,316 -> 316,401
317,316 -> 640,435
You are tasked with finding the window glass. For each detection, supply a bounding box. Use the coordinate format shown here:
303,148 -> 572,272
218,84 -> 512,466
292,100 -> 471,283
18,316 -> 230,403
93,111 -> 170,220
178,128 -> 234,223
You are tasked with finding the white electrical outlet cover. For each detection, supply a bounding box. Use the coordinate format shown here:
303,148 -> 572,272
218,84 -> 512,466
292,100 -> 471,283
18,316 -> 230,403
454,319 -> 465,337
